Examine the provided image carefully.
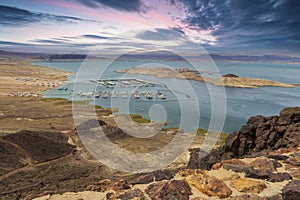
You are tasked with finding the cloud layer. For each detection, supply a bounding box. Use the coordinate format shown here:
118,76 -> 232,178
76,0 -> 141,11
180,0 -> 300,51
0,5 -> 92,26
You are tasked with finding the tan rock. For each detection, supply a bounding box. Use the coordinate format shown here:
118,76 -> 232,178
230,178 -> 267,193
186,172 -> 232,198
207,168 -> 240,181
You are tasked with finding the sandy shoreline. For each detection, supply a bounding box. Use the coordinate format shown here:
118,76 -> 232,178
0,61 -> 71,97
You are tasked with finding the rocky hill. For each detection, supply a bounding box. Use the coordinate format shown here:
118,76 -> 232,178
32,107 -> 300,200
116,67 -> 295,88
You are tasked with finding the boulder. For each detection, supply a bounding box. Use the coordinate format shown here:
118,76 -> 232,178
282,180 -> 300,200
267,172 -> 292,182
186,171 -> 232,198
230,178 -> 267,193
245,169 -> 270,180
249,158 -> 277,172
223,163 -> 252,173
145,180 -> 192,200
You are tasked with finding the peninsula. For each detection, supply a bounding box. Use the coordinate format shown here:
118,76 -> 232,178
116,67 -> 295,88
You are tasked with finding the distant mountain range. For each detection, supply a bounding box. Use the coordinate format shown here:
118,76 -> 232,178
0,49 -> 300,63
209,54 -> 300,63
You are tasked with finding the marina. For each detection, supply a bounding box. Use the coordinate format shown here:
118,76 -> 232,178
89,78 -> 163,88
55,78 -> 177,101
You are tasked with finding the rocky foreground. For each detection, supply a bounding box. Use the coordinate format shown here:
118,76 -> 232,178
116,67 -> 295,88
34,107 -> 300,200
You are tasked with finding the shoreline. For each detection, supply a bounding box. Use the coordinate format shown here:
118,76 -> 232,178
0,61 -> 72,97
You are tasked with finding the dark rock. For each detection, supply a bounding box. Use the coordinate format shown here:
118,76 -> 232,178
223,73 -> 239,78
188,107 -> 300,170
271,159 -> 283,169
117,189 -> 146,200
187,148 -> 201,169
245,169 -> 270,180
223,163 -> 252,173
282,180 -> 300,200
187,149 -> 222,170
267,172 -> 292,182
284,157 -> 300,167
278,107 -> 300,125
228,107 -> 300,157
130,170 -> 175,185
145,180 -> 192,200
106,192 -> 116,200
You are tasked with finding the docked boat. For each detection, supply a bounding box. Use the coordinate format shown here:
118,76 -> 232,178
121,91 -> 128,98
112,91 -> 118,98
133,92 -> 140,99
157,94 -> 166,100
145,93 -> 153,100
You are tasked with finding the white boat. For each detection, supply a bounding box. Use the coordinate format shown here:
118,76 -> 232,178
145,93 -> 153,99
133,93 -> 140,99
95,93 -> 101,98
112,92 -> 118,98
121,91 -> 128,98
157,94 -> 166,100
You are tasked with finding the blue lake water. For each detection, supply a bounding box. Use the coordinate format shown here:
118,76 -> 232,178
33,60 -> 300,133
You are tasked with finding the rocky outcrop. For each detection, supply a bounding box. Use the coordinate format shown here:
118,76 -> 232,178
195,107 -> 300,169
224,107 -> 300,157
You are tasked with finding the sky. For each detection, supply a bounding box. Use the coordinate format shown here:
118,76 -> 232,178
0,0 -> 299,56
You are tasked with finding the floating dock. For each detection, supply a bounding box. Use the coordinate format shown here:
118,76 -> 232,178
90,78 -> 166,88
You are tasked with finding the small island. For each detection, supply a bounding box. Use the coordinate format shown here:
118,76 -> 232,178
116,67 -> 295,88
